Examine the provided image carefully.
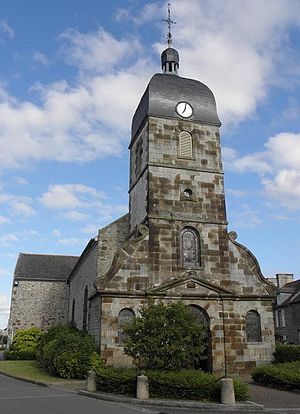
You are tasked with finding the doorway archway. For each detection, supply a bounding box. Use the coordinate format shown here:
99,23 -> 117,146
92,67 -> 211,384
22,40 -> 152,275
188,304 -> 212,372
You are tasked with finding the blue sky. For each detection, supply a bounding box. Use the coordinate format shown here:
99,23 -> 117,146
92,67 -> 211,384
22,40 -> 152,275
1,0 -> 300,329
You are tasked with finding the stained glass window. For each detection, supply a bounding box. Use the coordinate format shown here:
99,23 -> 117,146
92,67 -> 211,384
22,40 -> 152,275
245,310 -> 262,342
181,227 -> 201,267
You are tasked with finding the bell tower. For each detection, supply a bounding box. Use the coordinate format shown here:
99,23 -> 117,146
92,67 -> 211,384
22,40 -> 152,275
128,11 -> 230,286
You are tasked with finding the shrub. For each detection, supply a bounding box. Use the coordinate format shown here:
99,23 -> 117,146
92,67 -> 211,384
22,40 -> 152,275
38,325 -> 98,379
95,367 -> 249,401
6,327 -> 43,360
273,344 -> 300,363
123,302 -> 206,371
252,361 -> 300,390
95,366 -> 138,396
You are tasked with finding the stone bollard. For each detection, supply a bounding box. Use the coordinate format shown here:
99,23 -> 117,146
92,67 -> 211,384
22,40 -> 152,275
221,377 -> 235,404
136,374 -> 149,400
87,370 -> 97,392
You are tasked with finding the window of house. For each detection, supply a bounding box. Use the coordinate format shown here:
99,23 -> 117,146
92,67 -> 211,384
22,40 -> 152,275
275,310 -> 279,328
245,310 -> 262,342
180,227 -> 201,268
117,308 -> 135,343
279,309 -> 286,327
178,131 -> 193,158
83,286 -> 88,332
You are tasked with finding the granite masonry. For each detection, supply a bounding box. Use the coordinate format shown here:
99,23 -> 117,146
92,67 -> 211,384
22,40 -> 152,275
8,45 -> 276,375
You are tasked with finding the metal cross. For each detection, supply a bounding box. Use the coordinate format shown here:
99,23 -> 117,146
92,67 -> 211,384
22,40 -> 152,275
162,3 -> 176,47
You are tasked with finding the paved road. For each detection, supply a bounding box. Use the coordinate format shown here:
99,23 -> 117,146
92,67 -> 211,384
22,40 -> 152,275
1,374 -> 300,414
0,375 -> 158,414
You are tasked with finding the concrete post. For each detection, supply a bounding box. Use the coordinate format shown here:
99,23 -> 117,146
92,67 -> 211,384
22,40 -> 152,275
221,377 -> 235,404
136,374 -> 149,400
87,370 -> 96,392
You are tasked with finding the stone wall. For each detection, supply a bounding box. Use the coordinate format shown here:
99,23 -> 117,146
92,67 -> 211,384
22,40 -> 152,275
97,214 -> 130,278
9,280 -> 68,338
68,241 -> 98,331
99,294 -> 274,375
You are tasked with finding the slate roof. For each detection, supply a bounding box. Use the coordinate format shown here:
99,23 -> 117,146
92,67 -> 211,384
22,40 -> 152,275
278,279 -> 300,307
14,253 -> 79,281
131,73 -> 221,139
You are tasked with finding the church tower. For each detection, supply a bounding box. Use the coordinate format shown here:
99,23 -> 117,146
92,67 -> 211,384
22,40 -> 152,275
92,7 -> 276,375
129,27 -> 229,290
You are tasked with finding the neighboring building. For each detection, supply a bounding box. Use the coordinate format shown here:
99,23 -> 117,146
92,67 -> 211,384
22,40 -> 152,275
8,253 -> 78,343
274,274 -> 300,344
8,42 -> 276,375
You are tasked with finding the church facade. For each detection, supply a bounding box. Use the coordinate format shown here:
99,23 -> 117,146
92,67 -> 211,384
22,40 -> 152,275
8,45 -> 276,376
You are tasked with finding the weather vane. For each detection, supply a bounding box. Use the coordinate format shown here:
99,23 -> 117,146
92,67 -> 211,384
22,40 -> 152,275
162,2 -> 176,47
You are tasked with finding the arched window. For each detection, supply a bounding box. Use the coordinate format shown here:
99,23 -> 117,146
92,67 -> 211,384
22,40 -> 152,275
188,305 -> 212,372
245,310 -> 262,342
117,308 -> 135,343
83,286 -> 88,332
179,131 -> 193,158
189,305 -> 210,328
180,227 -> 201,268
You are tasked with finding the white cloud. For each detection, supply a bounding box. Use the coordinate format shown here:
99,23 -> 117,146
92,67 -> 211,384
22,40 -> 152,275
0,1 -> 300,173
0,20 -> 14,39
0,193 -> 35,219
0,216 -> 9,225
58,237 -> 83,246
14,176 -> 29,185
63,210 -> 90,221
80,223 -> 99,235
152,0 -> 300,125
40,184 -> 105,209
224,132 -> 300,209
60,28 -> 141,73
0,294 -> 10,329
11,201 -> 35,218
115,3 -> 161,25
231,204 -> 262,229
0,233 -> 19,247
33,51 -> 49,66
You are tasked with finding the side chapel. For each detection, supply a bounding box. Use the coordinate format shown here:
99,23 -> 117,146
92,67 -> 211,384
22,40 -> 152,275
8,29 -> 276,376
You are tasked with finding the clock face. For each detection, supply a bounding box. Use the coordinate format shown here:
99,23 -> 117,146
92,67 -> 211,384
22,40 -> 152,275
176,102 -> 193,118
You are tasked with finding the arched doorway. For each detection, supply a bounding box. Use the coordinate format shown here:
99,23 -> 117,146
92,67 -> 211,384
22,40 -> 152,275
188,305 -> 212,372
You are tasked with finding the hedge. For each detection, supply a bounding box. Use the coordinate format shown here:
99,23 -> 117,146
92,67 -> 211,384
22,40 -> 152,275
95,367 -> 249,402
252,361 -> 300,390
273,344 -> 300,363
6,327 -> 43,360
38,325 -> 103,379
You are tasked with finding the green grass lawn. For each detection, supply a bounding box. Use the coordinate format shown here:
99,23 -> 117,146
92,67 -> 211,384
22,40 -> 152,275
0,360 -> 76,384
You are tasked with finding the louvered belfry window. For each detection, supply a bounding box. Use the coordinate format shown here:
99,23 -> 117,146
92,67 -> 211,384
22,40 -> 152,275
179,131 -> 193,158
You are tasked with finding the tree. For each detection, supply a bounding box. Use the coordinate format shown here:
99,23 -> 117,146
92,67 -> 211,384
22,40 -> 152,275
122,301 -> 206,371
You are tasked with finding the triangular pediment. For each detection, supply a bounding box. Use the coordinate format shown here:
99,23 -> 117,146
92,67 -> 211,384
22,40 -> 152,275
146,275 -> 236,297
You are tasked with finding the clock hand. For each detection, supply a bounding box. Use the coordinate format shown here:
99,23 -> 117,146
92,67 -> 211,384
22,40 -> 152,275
182,103 -> 187,113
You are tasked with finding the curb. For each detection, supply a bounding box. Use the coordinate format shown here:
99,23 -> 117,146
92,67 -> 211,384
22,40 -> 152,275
77,390 -> 264,411
0,372 -> 48,387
